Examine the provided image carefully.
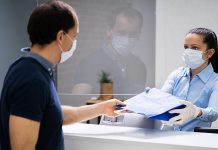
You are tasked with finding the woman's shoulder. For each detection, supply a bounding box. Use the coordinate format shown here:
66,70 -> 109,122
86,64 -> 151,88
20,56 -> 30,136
209,72 -> 218,91
175,66 -> 187,72
211,71 -> 218,81
169,66 -> 188,77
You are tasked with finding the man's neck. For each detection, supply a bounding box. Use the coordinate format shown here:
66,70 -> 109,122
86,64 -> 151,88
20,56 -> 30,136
31,42 -> 60,65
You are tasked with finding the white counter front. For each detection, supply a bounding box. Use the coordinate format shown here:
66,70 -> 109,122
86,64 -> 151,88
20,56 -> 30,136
63,123 -> 218,150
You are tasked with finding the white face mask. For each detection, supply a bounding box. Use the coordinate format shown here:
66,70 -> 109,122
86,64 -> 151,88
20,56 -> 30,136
111,35 -> 137,55
59,34 -> 77,63
182,48 -> 207,69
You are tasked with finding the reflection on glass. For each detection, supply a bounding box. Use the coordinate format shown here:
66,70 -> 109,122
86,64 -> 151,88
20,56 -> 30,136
57,0 -> 155,97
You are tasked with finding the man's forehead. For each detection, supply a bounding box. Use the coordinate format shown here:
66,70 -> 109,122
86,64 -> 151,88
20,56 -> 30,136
113,16 -> 140,33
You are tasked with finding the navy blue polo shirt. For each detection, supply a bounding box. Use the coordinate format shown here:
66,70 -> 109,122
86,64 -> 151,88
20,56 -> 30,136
0,49 -> 64,150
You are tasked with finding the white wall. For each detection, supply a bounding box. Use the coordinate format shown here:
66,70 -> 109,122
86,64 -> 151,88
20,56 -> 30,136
155,0 -> 218,88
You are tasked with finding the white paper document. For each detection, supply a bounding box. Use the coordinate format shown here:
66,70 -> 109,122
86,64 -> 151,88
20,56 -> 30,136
122,88 -> 182,118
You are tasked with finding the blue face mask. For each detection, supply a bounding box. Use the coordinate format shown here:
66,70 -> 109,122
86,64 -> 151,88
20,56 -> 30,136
111,35 -> 137,55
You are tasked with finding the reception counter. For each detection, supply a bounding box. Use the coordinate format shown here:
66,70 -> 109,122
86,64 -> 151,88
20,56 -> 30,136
63,123 -> 218,150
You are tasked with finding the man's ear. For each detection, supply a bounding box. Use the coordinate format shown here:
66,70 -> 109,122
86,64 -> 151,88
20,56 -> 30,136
106,29 -> 113,37
56,30 -> 64,45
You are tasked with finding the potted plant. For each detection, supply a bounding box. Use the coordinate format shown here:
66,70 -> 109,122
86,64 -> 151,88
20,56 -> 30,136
98,70 -> 113,100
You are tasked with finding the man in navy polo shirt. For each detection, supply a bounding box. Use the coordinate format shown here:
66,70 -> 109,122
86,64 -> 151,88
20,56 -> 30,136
0,1 -> 125,149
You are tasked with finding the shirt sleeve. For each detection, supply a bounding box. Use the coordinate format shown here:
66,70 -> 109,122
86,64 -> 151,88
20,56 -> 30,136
9,79 -> 48,122
197,81 -> 218,122
161,68 -> 183,94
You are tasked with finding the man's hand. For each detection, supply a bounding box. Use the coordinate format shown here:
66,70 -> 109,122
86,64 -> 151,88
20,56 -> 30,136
97,99 -> 126,117
168,100 -> 202,125
62,99 -> 126,125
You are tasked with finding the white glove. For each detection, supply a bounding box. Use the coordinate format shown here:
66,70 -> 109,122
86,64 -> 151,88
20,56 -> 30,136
168,100 -> 202,125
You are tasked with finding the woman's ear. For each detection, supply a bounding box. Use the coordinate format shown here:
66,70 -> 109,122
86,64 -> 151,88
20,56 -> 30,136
207,49 -> 215,59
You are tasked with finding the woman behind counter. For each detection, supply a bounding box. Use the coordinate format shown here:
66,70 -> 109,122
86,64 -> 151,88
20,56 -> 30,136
162,28 -> 218,131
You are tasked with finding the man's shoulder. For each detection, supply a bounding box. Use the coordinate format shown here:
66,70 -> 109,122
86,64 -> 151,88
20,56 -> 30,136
128,53 -> 145,64
76,48 -> 112,65
87,48 -> 110,59
7,57 -> 49,85
10,57 -> 39,69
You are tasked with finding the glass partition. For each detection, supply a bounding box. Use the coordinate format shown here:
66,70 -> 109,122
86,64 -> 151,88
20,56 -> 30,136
57,0 -> 156,99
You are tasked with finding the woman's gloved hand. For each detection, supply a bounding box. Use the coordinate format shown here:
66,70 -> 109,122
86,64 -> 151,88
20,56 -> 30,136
168,100 -> 202,125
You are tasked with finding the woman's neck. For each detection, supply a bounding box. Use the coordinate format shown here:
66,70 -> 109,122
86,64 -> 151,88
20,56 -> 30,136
190,62 -> 209,80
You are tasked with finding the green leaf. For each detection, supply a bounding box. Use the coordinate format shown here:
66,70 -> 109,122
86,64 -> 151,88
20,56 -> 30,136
98,70 -> 113,83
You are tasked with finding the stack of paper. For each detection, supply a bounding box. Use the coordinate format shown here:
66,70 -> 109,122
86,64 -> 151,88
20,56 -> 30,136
119,88 -> 185,121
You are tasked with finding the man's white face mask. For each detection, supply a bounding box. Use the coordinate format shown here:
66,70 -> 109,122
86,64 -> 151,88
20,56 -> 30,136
182,48 -> 208,69
59,34 -> 77,63
111,35 -> 137,55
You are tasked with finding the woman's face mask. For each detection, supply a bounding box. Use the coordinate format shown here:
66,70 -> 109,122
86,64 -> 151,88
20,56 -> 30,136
111,35 -> 137,55
59,34 -> 77,63
182,48 -> 208,69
